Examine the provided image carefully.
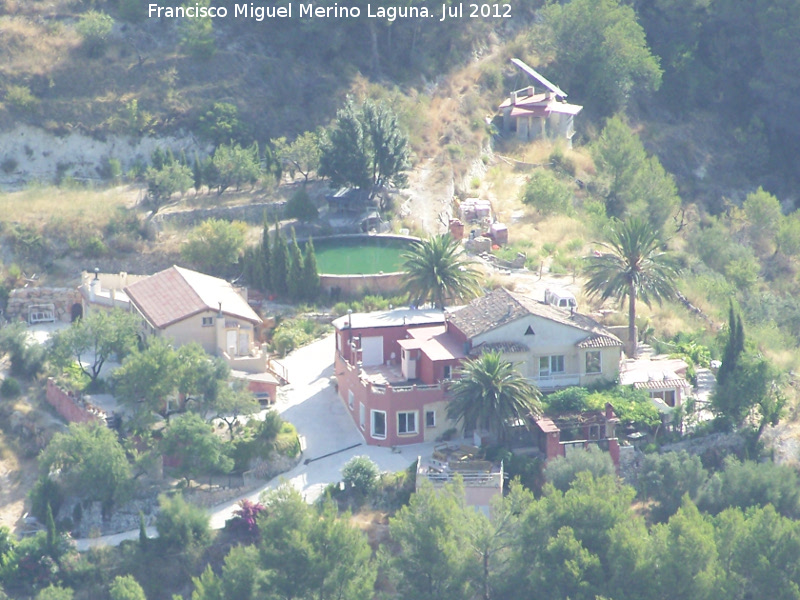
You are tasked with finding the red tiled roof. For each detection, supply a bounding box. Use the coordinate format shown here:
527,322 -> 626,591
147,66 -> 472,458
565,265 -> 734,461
470,341 -> 529,355
125,266 -> 261,329
577,334 -> 623,349
634,379 -> 691,391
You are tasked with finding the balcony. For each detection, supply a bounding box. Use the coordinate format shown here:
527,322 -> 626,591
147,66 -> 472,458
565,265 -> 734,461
531,373 -> 581,391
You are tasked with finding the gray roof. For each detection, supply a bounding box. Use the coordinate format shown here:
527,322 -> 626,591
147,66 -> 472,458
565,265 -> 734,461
331,307 -> 446,330
448,287 -> 622,347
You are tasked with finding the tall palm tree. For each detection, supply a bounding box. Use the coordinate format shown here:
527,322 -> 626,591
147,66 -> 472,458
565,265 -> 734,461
446,351 -> 542,443
584,217 -> 679,358
402,234 -> 481,309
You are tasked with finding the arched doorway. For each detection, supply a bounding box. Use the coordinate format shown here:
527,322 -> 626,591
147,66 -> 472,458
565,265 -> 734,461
70,303 -> 83,322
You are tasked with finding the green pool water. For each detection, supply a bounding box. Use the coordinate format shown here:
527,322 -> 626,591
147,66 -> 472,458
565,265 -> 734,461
310,237 -> 414,274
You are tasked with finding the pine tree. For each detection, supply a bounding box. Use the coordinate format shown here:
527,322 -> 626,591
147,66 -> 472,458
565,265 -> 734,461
302,236 -> 320,301
288,228 -> 304,301
260,220 -> 272,291
271,220 -> 289,296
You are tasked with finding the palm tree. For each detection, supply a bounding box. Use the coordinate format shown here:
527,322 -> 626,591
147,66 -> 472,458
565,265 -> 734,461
584,217 -> 679,358
446,351 -> 542,443
402,234 -> 481,309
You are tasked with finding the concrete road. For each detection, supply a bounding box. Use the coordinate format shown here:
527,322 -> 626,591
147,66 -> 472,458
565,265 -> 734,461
76,334 -> 435,550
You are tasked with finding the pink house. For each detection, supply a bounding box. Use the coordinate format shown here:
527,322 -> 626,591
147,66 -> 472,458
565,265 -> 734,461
334,287 -> 625,447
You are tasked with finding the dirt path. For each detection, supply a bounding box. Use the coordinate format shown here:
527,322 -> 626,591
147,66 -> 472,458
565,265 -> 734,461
0,443 -> 37,534
397,157 -> 454,235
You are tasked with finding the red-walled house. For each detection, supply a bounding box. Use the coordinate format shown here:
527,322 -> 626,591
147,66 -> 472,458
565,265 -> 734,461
531,403 -> 621,468
333,287 -> 625,448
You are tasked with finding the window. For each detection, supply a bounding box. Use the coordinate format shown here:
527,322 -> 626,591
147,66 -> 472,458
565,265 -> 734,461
443,365 -> 452,380
398,411 -> 417,435
425,410 -> 436,428
539,355 -> 565,377
585,351 -> 601,374
371,410 -> 387,439
202,316 -> 214,327
359,403 -> 366,430
348,389 -> 354,410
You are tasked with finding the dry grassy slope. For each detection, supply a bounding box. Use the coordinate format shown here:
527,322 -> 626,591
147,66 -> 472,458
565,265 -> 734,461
0,2 -> 345,141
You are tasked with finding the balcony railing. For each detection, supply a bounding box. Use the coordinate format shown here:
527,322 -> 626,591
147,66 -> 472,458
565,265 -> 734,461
531,373 -> 581,390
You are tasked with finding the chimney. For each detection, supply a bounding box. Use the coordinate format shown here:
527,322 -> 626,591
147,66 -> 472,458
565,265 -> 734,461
89,268 -> 100,301
218,302 -> 223,317
510,91 -> 517,105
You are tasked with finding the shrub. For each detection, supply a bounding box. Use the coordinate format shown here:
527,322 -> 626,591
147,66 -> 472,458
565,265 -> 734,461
520,170 -> 574,216
284,188 -> 318,221
5,85 -> 39,112
75,11 -> 114,57
342,455 -> 380,497
155,494 -> 211,553
29,477 -> 65,523
1,377 -> 21,398
544,446 -> 616,492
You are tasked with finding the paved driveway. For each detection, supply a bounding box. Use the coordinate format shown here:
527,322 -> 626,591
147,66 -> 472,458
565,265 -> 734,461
77,334 -> 436,550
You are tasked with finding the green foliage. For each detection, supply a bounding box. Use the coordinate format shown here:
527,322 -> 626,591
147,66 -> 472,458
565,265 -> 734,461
544,446 -> 617,492
584,217 -> 679,357
284,187 -> 318,222
180,218 -> 247,278
49,309 -> 139,383
447,351 -> 542,442
697,457 -> 800,518
0,361 -> 29,394
208,142 -> 261,194
341,455 -> 380,497
35,585 -> 74,600
544,385 -> 660,430
39,422 -> 133,510
542,0 -> 662,118
591,116 -> 680,229
388,480 -> 477,600
118,0 -> 147,22
257,486 -> 376,600
178,0 -> 215,59
75,11 -> 114,57
5,85 -> 39,113
270,317 -> 329,357
214,383 -> 260,441
155,494 -> 211,553
271,130 -> 322,183
109,575 -> 146,600
270,221 -> 289,296
29,477 -> 64,524
520,169 -> 574,216
302,237 -> 320,302
198,103 -> 242,147
160,413 -> 233,484
638,451 -> 708,522
287,228 -> 304,302
743,187 -> 782,255
0,322 -> 45,378
319,98 -> 410,199
145,162 -> 193,211
402,234 -> 481,308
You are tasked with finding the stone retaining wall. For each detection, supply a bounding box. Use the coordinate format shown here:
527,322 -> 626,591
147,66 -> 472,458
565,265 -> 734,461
6,287 -> 82,323
152,201 -> 285,229
45,378 -> 106,424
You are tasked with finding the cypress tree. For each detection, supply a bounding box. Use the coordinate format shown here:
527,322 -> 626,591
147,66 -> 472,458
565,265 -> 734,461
260,220 -> 272,291
271,220 -> 289,296
288,228 -> 304,301
46,502 -> 56,555
302,236 -> 320,301
718,302 -> 744,386
138,511 -> 148,548
193,152 -> 203,193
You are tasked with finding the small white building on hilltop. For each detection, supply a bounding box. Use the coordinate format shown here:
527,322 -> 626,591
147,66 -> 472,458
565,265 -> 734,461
499,58 -> 583,147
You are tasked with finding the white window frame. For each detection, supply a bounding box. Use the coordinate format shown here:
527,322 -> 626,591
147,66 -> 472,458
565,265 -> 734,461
397,411 -> 418,435
585,350 -> 602,374
425,410 -> 436,429
371,409 -> 387,439
348,389 -> 354,410
539,355 -> 565,377
359,403 -> 366,430
202,316 -> 214,327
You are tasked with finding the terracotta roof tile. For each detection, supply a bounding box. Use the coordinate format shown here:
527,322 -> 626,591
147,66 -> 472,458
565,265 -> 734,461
448,288 -> 622,346
470,341 -> 529,355
577,334 -> 624,349
125,266 -> 261,329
